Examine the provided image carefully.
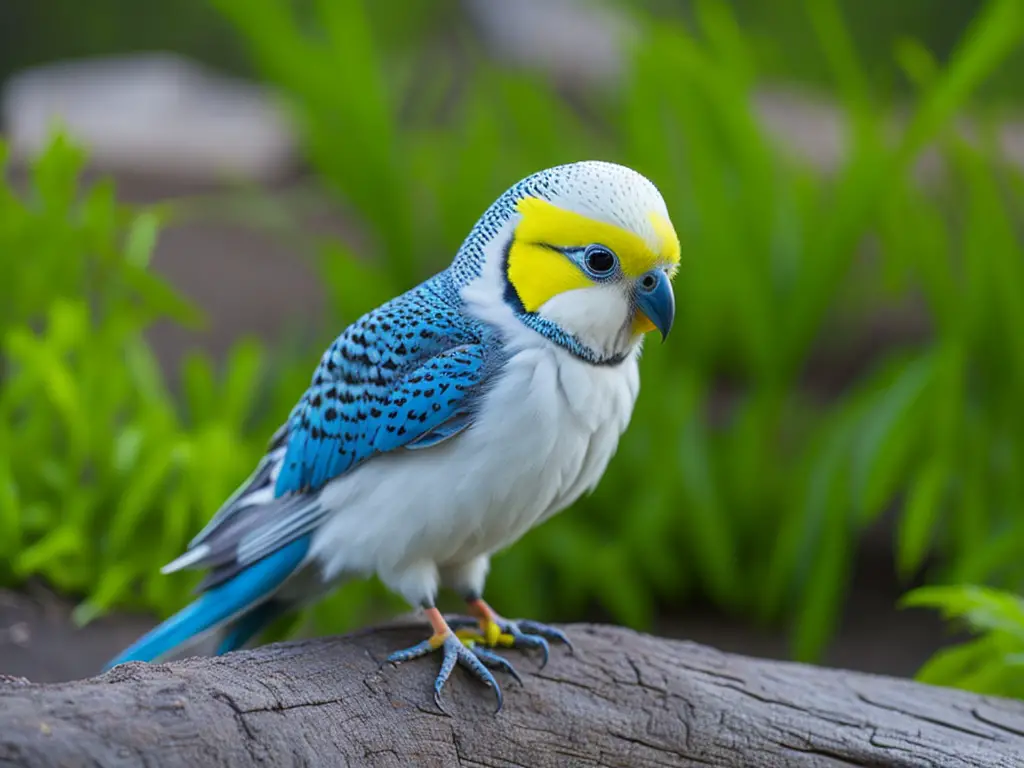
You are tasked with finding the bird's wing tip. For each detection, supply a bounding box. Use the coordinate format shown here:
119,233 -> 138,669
160,544 -> 211,575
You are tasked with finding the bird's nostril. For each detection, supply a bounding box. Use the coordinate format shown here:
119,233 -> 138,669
642,274 -> 657,291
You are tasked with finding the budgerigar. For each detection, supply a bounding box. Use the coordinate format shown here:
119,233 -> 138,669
106,161 -> 679,712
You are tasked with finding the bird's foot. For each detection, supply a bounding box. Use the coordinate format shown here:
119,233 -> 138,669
451,599 -> 572,669
386,607 -> 515,714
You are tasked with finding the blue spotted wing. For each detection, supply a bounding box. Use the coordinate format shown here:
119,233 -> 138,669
273,280 -> 488,496
277,340 -> 487,495
166,279 -> 492,584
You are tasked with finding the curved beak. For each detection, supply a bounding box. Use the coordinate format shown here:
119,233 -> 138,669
634,270 -> 675,342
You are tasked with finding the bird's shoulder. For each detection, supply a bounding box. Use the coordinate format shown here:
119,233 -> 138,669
314,274 -> 482,388
275,273 -> 500,495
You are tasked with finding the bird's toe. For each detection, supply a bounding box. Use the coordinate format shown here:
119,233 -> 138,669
515,620 -> 574,653
468,644 -> 523,685
436,635 -> 503,714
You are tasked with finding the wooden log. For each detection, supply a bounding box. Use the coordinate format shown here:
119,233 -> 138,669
2,622 -> 1023,767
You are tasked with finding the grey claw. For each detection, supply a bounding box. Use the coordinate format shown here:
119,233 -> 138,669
491,681 -> 504,714
433,689 -> 451,716
534,636 -> 551,668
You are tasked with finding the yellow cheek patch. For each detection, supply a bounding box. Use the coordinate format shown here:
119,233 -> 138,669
507,240 -> 591,312
506,196 -> 680,313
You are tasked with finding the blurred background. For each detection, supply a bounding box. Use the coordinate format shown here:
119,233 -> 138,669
1,0 -> 1023,699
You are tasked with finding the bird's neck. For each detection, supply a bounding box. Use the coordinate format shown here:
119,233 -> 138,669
513,313 -> 634,366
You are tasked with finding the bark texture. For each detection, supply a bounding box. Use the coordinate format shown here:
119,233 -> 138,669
2,622 -> 1023,767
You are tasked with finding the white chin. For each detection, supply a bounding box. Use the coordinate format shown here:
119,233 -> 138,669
538,284 -> 636,359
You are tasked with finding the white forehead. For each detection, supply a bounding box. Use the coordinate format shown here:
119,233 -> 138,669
526,161 -> 672,250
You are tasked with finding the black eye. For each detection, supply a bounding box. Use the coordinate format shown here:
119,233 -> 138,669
640,272 -> 659,292
584,245 -> 617,276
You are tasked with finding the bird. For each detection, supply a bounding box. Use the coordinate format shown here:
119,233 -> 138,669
104,160 -> 679,713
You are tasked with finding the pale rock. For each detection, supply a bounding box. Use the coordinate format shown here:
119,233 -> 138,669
2,53 -> 298,181
463,0 -> 633,87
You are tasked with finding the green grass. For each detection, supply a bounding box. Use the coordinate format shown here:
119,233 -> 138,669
2,0 -> 1024,693
0,135 -> 308,619
902,585 -> 1024,699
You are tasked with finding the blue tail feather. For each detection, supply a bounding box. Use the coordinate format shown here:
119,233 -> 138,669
104,536 -> 310,670
216,599 -> 288,655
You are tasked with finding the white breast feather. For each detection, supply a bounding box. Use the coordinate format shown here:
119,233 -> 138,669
309,218 -> 641,608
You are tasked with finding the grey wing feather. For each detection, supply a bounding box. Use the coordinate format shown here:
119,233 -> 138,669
188,423 -> 290,550
192,495 -> 324,591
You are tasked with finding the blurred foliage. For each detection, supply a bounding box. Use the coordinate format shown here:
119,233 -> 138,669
634,0 -> 1024,105
2,0 -> 1024,689
0,134 -> 308,622
903,586 -> 1024,699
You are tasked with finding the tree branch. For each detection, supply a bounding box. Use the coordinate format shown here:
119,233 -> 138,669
2,623 -> 1022,767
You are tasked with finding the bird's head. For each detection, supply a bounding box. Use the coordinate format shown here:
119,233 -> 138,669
458,161 -> 679,365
